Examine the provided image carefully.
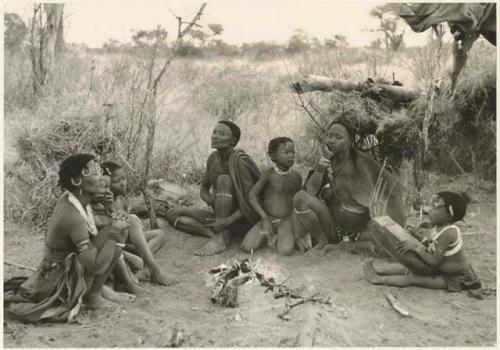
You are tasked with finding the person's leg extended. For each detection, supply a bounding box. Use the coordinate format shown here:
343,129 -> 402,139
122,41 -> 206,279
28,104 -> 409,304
372,261 -> 408,275
84,247 -> 122,309
166,207 -> 215,238
363,260 -> 447,289
194,175 -> 234,256
144,229 -> 165,254
128,214 -> 179,286
114,255 -> 148,295
293,190 -> 334,248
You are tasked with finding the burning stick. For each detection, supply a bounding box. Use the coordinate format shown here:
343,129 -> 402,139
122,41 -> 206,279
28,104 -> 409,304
208,257 -> 331,320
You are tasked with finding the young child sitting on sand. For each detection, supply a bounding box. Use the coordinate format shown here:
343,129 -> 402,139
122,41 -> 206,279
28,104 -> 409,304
240,137 -> 302,255
363,191 -> 481,292
92,173 -> 146,298
101,161 -> 179,287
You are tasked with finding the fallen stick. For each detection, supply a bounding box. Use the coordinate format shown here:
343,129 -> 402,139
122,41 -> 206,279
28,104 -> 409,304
5,261 -> 36,272
292,74 -> 422,103
461,231 -> 485,236
277,293 -> 331,320
386,292 -> 410,317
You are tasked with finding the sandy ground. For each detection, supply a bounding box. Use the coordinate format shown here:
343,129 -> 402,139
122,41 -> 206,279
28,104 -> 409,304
3,176 -> 496,347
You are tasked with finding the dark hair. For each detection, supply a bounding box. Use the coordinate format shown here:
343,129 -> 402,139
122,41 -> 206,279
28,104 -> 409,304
218,120 -> 241,146
268,137 -> 293,155
58,154 -> 95,192
327,120 -> 355,141
101,161 -> 121,176
437,191 -> 471,222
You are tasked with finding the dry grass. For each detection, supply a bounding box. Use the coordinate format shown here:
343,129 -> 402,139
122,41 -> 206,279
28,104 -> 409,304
3,40 -> 496,228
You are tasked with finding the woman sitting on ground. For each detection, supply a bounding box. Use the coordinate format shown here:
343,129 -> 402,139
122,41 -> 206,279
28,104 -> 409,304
293,120 -> 406,252
4,154 -> 130,323
166,120 -> 261,256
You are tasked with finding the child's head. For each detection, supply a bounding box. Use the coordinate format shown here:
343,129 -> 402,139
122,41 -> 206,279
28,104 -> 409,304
428,191 -> 470,226
101,161 -> 127,196
268,137 -> 295,169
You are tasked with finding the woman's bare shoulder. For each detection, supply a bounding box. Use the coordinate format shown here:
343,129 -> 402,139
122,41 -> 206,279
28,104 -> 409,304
51,200 -> 86,230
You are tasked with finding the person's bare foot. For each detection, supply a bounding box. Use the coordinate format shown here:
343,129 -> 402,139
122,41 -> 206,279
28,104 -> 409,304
102,285 -> 136,304
122,280 -> 150,296
296,234 -> 312,254
362,260 -> 382,284
150,268 -> 180,287
135,269 -> 150,282
84,293 -> 115,310
193,239 -> 226,256
304,237 -> 328,256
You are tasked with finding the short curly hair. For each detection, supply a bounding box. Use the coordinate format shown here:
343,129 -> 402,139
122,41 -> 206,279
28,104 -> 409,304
58,154 -> 95,192
268,137 -> 293,156
437,191 -> 471,222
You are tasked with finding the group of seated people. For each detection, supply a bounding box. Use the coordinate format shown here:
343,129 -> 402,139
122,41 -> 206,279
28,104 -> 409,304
4,119 -> 481,323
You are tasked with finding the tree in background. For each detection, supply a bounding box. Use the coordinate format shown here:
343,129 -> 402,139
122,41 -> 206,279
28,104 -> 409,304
286,28 -> 311,53
324,34 -> 349,49
369,4 -> 405,51
368,38 -> 383,49
207,23 -> 223,36
4,13 -> 28,51
28,4 -> 65,95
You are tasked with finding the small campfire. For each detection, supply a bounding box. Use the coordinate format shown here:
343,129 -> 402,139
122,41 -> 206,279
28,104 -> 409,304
207,257 -> 331,320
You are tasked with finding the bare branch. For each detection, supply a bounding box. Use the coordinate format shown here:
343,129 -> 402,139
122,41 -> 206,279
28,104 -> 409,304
179,3 -> 207,38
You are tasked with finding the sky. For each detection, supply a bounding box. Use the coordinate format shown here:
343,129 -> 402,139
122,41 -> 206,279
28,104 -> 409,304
4,1 -> 441,48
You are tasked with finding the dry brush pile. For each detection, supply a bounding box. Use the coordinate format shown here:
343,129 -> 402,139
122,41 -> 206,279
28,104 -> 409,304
4,40 -> 495,229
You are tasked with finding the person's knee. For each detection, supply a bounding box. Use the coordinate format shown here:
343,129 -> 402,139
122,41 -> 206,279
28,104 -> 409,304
216,175 -> 233,193
277,234 -> 294,256
151,228 -> 166,242
240,228 -> 259,253
239,241 -> 252,253
293,190 -> 310,210
277,244 -> 294,256
128,214 -> 141,226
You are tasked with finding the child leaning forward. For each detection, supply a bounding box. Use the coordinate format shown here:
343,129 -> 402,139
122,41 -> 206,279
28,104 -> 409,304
364,191 -> 481,292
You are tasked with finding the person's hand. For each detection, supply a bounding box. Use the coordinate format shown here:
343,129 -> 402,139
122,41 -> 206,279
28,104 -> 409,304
103,191 -> 114,205
204,217 -> 230,232
396,240 -> 421,255
109,213 -> 130,242
260,219 -> 276,246
111,212 -> 130,238
320,143 -> 334,161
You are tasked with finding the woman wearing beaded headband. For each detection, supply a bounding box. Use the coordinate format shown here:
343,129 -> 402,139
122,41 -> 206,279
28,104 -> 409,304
166,121 -> 261,256
5,154 -> 131,323
292,121 -> 406,252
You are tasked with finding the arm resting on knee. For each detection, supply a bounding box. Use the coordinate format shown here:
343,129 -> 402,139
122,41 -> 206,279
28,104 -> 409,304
304,164 -> 327,196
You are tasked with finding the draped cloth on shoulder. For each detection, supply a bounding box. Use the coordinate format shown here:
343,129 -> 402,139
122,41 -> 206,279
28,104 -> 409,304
4,250 -> 87,323
228,149 -> 261,225
399,3 -> 496,35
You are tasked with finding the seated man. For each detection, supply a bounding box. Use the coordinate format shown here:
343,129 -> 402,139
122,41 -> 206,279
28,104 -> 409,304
166,120 -> 261,256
